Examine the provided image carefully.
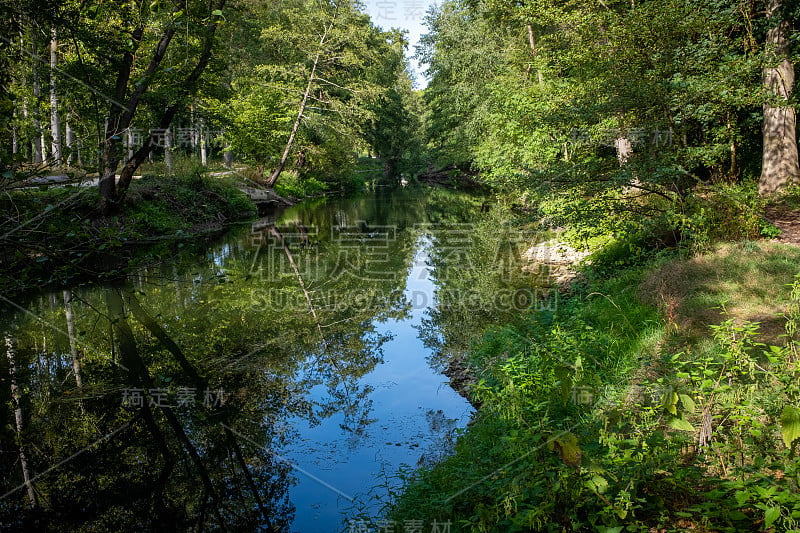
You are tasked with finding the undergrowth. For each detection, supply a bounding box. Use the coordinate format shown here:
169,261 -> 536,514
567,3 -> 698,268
384,251 -> 800,531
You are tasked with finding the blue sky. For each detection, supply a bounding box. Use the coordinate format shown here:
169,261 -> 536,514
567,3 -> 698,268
358,0 -> 434,88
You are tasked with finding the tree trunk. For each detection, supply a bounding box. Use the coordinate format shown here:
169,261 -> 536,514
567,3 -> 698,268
266,19 -> 333,187
164,127 -> 173,174
615,135 -> 632,165
526,23 -> 543,85
49,27 -> 62,164
100,0 -> 226,213
224,143 -> 232,169
63,290 -> 84,393
12,109 -> 18,155
65,113 -> 74,166
200,124 -> 208,166
32,50 -> 43,164
265,52 -> 321,187
6,334 -> 38,507
758,0 -> 800,195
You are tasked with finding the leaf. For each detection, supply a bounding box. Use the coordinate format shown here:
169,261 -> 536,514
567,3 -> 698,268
679,393 -> 696,412
764,507 -> 780,528
779,405 -> 800,448
212,9 -> 223,16
668,416 -> 694,432
586,474 -> 608,494
552,432 -> 582,468
734,490 -> 750,506
662,391 -> 678,415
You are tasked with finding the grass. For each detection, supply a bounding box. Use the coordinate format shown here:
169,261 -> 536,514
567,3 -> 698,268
640,241 -> 800,345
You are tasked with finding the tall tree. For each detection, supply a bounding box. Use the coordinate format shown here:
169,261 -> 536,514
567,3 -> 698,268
49,27 -> 62,165
5,332 -> 37,507
758,0 -> 799,195
98,0 -> 226,214
266,17 -> 334,187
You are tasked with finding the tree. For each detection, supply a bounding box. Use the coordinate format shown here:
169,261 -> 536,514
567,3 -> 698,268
97,0 -> 227,214
49,27 -> 61,164
758,0 -> 800,195
221,0 -> 412,188
265,16 -> 334,187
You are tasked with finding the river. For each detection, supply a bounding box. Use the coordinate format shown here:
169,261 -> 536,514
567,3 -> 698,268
0,187 -> 545,532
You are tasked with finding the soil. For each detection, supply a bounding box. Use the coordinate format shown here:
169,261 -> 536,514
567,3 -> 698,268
765,204 -> 800,245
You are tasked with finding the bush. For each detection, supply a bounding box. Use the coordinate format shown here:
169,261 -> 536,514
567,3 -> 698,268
674,183 -> 779,251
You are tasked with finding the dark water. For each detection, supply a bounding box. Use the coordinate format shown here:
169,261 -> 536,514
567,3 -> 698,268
0,187 -> 545,532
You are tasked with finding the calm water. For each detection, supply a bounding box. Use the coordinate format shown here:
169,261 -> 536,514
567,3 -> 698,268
0,187 -> 543,531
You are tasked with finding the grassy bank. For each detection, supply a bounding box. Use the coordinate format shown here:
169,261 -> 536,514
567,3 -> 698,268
386,238 -> 800,531
0,171 -> 257,296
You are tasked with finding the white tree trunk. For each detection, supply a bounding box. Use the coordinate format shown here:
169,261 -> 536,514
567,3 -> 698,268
224,142 -> 232,169
266,19 -> 333,187
759,0 -> 800,195
32,53 -> 44,164
6,334 -> 38,507
615,136 -> 633,165
164,127 -> 173,173
65,113 -> 74,166
63,290 -> 83,392
49,27 -> 62,164
200,125 -> 208,166
12,108 -> 18,154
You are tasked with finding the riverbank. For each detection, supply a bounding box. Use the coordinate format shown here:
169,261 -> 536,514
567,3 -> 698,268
0,172 -> 259,296
388,235 -> 800,531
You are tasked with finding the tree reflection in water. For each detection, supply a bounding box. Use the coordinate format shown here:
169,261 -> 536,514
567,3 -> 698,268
0,188 -> 494,531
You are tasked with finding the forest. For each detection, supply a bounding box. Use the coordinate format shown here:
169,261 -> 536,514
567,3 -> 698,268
2,0 -> 800,531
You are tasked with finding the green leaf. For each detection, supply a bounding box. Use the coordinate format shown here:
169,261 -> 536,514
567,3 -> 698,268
663,391 -> 678,415
668,416 -> 694,432
764,507 -> 780,528
679,394 -> 696,412
779,405 -> 800,448
734,490 -> 750,506
211,9 -> 223,16
586,474 -> 608,494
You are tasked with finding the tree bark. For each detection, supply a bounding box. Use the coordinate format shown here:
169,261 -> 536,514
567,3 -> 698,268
200,124 -> 208,166
65,113 -> 74,166
265,53 -> 321,187
758,0 -> 800,195
164,127 -> 173,174
526,23 -> 543,84
49,27 -> 62,164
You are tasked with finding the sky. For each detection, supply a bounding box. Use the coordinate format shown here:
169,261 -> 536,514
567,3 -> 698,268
358,0 -> 434,88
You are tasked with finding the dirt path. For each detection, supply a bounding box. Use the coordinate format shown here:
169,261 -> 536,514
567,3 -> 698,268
765,205 -> 800,245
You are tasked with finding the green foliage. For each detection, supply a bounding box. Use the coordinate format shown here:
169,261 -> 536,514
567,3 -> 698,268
273,172 -> 328,198
125,173 -> 256,234
389,257 -> 800,530
674,183 -> 780,251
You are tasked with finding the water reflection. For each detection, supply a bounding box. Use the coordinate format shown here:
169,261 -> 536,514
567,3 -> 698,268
0,188 -> 502,531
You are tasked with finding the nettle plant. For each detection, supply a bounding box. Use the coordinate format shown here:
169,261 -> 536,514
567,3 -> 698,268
636,284 -> 800,529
